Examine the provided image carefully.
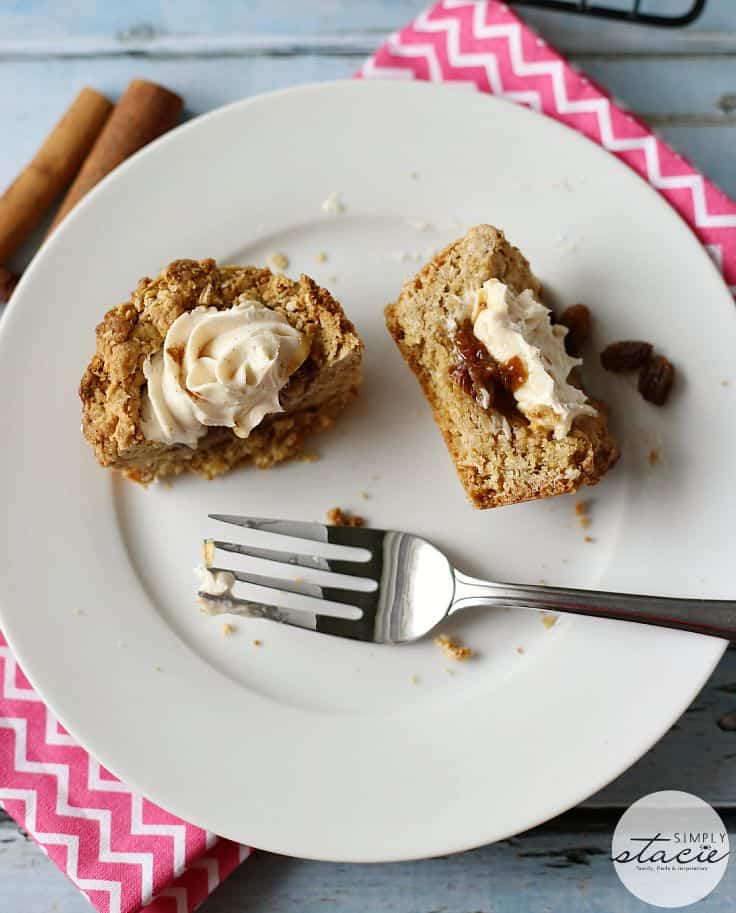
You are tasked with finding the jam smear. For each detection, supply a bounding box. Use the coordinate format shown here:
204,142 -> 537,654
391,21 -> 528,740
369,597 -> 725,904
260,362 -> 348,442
450,322 -> 527,419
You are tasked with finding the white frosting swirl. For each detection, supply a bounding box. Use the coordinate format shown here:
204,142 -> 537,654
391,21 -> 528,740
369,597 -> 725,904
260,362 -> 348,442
141,298 -> 309,447
470,279 -> 596,439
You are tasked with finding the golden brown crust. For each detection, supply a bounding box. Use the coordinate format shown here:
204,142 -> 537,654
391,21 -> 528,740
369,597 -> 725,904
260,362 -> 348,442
80,259 -> 363,483
385,225 -> 618,509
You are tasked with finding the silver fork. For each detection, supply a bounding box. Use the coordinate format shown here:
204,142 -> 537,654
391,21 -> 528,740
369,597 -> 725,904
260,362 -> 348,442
199,515 -> 736,643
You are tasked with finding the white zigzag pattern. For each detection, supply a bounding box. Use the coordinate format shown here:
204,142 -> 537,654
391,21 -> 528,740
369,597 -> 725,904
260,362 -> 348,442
0,719 -> 153,913
1,644 -> 192,906
0,787 -> 120,911
0,645 -> 76,746
157,886 -> 188,913
88,760 -> 187,879
0,716 -> 156,912
191,856 -> 219,893
367,2 -> 736,233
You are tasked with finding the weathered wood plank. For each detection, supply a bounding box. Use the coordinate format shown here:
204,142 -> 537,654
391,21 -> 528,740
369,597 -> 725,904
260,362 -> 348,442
1,0 -> 736,56
2,807 -> 734,913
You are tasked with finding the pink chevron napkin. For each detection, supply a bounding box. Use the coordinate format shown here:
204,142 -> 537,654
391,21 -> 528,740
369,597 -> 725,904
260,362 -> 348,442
3,4 -> 736,913
0,633 -> 249,913
358,0 -> 736,293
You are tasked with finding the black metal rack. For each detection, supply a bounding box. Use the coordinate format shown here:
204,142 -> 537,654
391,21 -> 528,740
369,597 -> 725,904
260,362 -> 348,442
511,0 -> 706,27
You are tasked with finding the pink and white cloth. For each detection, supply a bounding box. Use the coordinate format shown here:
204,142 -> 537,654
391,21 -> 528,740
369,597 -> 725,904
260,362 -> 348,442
2,3 -> 735,913
0,632 -> 248,912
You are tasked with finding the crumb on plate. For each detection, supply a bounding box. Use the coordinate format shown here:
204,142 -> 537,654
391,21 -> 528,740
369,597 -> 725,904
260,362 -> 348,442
435,634 -> 474,661
252,639 -> 262,647
516,646 -> 525,655
326,507 -> 365,527
575,500 -> 591,529
406,219 -> 431,232
541,613 -> 558,629
222,623 -> 235,636
321,191 -> 345,214
584,535 -> 594,543
267,251 -> 289,271
316,252 -> 328,263
409,674 -> 419,685
202,539 -> 215,567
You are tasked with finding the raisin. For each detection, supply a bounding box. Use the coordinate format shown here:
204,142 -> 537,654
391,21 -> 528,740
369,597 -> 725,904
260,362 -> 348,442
638,354 -> 674,406
558,304 -> 591,356
600,340 -> 653,372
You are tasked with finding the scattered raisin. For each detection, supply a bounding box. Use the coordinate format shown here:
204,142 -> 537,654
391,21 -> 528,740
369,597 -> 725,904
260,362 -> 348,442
638,354 -> 675,406
600,340 -> 653,372
558,304 -> 591,356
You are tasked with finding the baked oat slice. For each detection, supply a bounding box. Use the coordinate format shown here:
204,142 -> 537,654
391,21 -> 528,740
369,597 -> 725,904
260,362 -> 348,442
80,259 -> 363,483
385,225 -> 618,508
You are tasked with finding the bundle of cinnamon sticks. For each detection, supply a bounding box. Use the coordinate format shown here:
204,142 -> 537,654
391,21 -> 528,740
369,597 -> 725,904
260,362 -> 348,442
0,79 -> 184,304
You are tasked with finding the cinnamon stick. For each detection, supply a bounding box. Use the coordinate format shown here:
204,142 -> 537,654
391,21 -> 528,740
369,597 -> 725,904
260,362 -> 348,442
0,266 -> 18,304
0,88 -> 112,263
49,79 -> 183,233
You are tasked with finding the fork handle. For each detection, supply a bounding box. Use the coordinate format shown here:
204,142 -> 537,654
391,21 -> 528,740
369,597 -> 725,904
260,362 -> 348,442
451,572 -> 736,642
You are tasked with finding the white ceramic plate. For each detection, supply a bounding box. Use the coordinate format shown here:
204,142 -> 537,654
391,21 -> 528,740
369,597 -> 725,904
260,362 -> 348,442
0,81 -> 732,861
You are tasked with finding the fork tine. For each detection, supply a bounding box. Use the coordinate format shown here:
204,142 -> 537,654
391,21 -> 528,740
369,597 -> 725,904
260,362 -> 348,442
202,576 -> 363,620
198,592 -> 319,630
209,537 -> 377,579
198,591 -> 376,641
208,515 -> 378,561
213,565 -> 377,595
209,515 -> 330,543
212,539 -> 332,572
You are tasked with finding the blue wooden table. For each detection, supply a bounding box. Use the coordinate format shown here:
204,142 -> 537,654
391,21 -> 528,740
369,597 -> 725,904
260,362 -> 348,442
1,2 -> 735,910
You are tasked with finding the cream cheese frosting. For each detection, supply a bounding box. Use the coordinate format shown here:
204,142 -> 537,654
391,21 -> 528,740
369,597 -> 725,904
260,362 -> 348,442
141,298 -> 309,447
469,279 -> 596,438
195,566 -> 235,598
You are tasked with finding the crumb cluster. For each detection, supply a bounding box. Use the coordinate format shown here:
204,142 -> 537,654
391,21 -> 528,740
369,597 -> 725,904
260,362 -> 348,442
434,634 -> 474,661
326,507 -> 365,527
